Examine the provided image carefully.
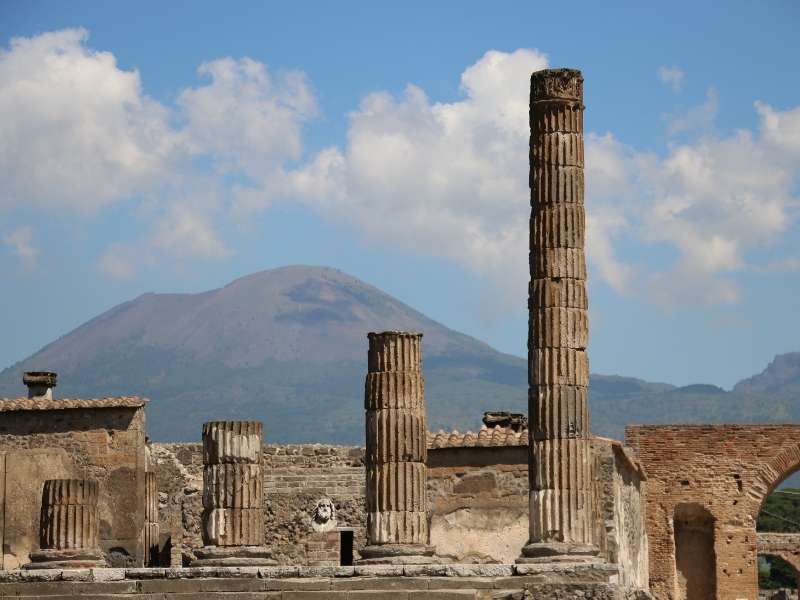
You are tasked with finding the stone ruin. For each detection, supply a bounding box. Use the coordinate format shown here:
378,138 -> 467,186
0,68 -> 795,600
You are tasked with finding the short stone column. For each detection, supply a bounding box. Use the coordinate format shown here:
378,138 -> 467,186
192,420 -> 275,566
25,479 -> 107,568
519,68 -> 598,564
359,331 -> 434,564
142,472 -> 160,566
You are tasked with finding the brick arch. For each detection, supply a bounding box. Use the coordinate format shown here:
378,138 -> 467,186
751,443 -> 800,521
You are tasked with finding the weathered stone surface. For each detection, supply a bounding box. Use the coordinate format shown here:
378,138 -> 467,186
530,132 -> 584,167
366,411 -> 427,464
203,506 -> 264,547
529,308 -> 588,349
204,464 -> 263,509
362,332 -> 432,563
365,372 -> 425,410
202,421 -> 263,464
530,206 -> 586,249
530,248 -> 587,279
529,279 -> 587,310
530,102 -> 583,135
529,386 -> 589,441
530,165 -> 584,206
529,440 -> 591,492
529,349 -> 589,387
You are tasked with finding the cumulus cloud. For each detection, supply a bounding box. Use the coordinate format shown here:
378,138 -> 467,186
288,49 -> 548,306
666,88 -> 718,136
2,226 -> 39,267
0,29 -> 314,274
658,66 -> 685,92
0,29 -> 175,212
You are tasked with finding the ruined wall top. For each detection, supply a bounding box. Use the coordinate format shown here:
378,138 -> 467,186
530,68 -> 584,103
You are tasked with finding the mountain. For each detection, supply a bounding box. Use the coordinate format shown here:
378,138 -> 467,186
0,266 -> 529,442
0,265 -> 798,445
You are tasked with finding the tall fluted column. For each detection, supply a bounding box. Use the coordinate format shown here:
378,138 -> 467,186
25,479 -> 107,568
358,331 -> 435,564
192,421 -> 275,566
143,472 -> 160,566
519,68 -> 598,563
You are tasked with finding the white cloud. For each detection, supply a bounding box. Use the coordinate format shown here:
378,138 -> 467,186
0,29 -> 176,212
3,226 -> 39,267
658,66 -> 685,92
178,57 -> 316,179
151,205 -> 232,259
97,244 -> 137,280
289,49 -> 548,306
666,88 -> 718,136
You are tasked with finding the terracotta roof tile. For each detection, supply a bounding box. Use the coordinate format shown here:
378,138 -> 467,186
0,397 -> 147,412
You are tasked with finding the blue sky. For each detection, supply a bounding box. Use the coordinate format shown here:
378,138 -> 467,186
1,1 -> 798,388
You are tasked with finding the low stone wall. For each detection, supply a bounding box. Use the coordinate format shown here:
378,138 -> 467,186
151,443 -> 366,564
0,564 -> 644,599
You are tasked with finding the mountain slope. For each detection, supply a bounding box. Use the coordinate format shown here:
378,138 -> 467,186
0,266 -> 528,442
0,265 -> 797,444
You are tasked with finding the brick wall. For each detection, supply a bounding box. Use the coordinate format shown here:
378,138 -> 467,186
626,424 -> 800,600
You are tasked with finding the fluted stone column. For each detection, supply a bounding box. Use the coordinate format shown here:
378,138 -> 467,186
359,331 -> 434,564
143,472 -> 160,566
519,68 -> 598,563
25,479 -> 107,568
192,421 -> 275,566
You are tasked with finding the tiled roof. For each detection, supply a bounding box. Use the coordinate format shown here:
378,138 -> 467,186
0,397 -> 147,412
427,425 -> 528,449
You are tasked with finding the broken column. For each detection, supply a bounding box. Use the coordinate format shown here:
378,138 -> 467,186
25,479 -> 107,568
143,472 -> 160,566
359,331 -> 434,564
519,68 -> 597,563
23,371 -> 57,400
192,421 -> 275,566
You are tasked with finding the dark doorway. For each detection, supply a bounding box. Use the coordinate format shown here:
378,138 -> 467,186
339,530 -> 353,566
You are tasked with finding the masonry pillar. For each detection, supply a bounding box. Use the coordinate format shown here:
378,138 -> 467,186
359,331 -> 434,564
192,421 -> 275,566
142,472 -> 160,566
25,479 -> 107,568
519,68 -> 598,563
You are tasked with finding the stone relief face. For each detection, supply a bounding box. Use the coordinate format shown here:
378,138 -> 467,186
311,497 -> 336,532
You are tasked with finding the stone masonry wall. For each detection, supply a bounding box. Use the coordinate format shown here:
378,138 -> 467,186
151,443 -> 366,565
0,405 -> 147,569
626,424 -> 800,600
152,438 -> 645,577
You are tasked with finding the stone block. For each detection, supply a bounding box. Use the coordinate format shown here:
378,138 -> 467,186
202,421 -> 263,465
203,508 -> 264,546
204,464 -> 263,508
530,248 -> 586,280
367,332 -> 422,374
529,385 -> 589,440
530,165 -> 584,205
529,348 -> 589,386
530,101 -> 583,134
365,372 -> 425,410
529,307 -> 588,349
366,410 -> 427,464
529,279 -> 587,310
530,205 -> 585,249
530,132 -> 584,167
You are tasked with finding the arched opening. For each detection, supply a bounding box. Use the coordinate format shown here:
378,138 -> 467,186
759,554 -> 799,598
674,503 -> 716,600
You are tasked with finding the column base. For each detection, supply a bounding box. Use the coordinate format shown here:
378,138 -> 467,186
516,541 -> 600,564
357,544 -> 436,565
24,548 -> 107,569
191,545 -> 277,566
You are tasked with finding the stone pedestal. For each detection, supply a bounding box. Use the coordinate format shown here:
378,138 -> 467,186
359,332 -> 435,565
306,530 -> 340,566
25,479 -> 107,569
192,421 -> 275,566
519,68 -> 598,564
